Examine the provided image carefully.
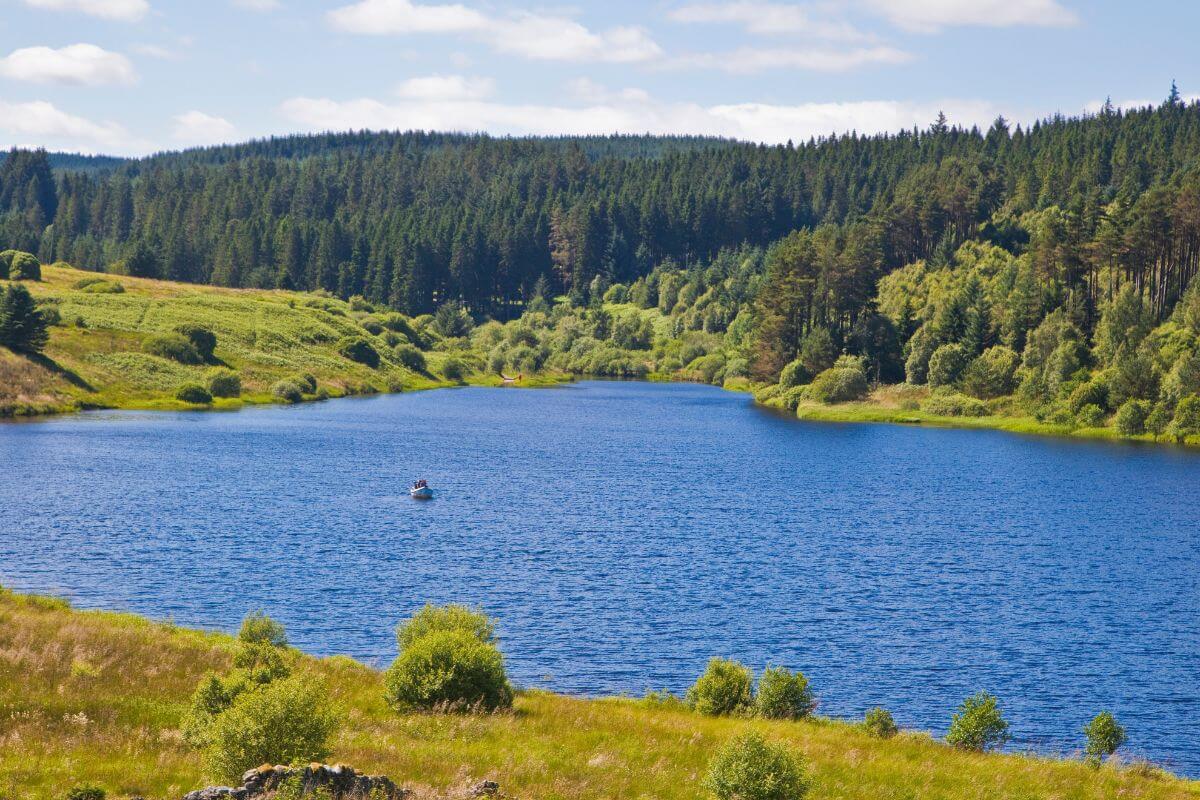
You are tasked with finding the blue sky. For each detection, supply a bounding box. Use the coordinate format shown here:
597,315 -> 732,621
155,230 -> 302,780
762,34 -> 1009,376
0,0 -> 1195,155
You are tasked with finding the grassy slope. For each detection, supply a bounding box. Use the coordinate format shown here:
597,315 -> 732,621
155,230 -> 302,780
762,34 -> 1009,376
0,591 -> 1195,800
1,266 -> 522,417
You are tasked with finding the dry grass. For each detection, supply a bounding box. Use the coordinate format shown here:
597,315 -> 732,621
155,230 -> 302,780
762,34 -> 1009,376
1,589 -> 1195,800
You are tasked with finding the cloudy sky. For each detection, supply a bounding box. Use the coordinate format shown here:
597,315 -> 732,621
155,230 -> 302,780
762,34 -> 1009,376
0,0 -> 1194,155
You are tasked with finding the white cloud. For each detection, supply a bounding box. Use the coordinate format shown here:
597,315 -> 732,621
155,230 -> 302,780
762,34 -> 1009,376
21,0 -> 149,22
864,0 -> 1078,32
670,1 -> 868,40
0,44 -> 136,86
328,0 -> 662,62
0,98 -> 135,152
396,74 -> 493,101
328,0 -> 487,34
131,43 -> 175,59
232,0 -> 281,9
280,88 -> 1006,144
172,110 -> 236,146
671,45 -> 911,73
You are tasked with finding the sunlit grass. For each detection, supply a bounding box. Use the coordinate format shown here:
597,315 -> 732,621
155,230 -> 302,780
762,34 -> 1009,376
0,589 -> 1194,800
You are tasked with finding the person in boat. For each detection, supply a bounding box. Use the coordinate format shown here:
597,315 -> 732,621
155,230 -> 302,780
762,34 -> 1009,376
413,478 -> 427,490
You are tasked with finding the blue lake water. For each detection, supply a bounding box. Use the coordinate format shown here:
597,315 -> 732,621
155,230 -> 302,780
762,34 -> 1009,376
2,381 -> 1198,773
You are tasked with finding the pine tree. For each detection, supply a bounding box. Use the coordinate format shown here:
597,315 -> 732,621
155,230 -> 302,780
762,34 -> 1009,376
0,283 -> 49,353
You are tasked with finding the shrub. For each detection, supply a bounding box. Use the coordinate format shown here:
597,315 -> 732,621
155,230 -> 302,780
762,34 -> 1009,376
143,333 -> 201,364
394,343 -> 426,372
2,250 -> 41,281
205,676 -> 338,782
239,611 -> 288,648
360,318 -> 384,336
778,359 -> 808,389
77,279 -> 124,293
175,384 -> 213,404
1083,711 -> 1126,765
960,346 -> 1019,399
1075,403 -> 1106,428
397,603 -> 495,650
36,302 -> 61,326
603,283 -> 629,304
1068,378 -> 1109,414
945,692 -> 1009,751
805,356 -> 868,404
703,731 -> 810,800
1169,394 -> 1200,442
687,658 -> 754,716
206,368 -> 241,398
271,378 -> 306,404
337,336 -> 380,368
922,392 -> 989,418
755,666 -> 815,720
299,373 -> 318,393
927,343 -> 970,388
383,629 -> 512,712
863,707 -> 899,739
66,787 -> 105,800
1146,402 -> 1172,439
175,324 -> 217,361
442,357 -> 466,382
1114,399 -> 1150,436
432,301 -> 474,338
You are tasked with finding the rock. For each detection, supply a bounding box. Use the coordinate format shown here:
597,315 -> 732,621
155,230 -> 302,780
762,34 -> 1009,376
183,764 -> 408,800
471,780 -> 500,797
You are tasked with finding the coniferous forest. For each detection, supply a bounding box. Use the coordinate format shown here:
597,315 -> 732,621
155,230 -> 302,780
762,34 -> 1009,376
7,90 -> 1200,435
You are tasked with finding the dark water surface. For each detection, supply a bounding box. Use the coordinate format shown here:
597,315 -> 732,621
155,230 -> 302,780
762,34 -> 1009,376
2,381 -> 1198,772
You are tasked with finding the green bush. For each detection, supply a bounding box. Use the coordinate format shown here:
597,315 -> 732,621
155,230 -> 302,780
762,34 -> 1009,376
206,368 -> 241,398
778,359 -> 808,389
271,378 -> 306,404
175,324 -> 217,361
337,336 -> 380,368
2,250 -> 41,281
687,658 -> 754,716
175,384 -> 213,404
755,666 -> 815,720
65,787 -> 105,800
945,692 -> 1009,751
703,731 -> 810,800
143,333 -> 202,364
805,356 -> 869,404
442,357 -> 466,382
383,629 -> 512,712
397,603 -> 495,650
862,707 -> 899,739
1083,711 -> 1126,765
1067,378 -> 1109,414
1169,394 -> 1200,442
922,392 -> 989,418
77,279 -> 124,293
1114,399 -> 1151,436
1146,402 -> 1172,439
239,611 -> 288,648
205,676 -> 338,782
0,284 -> 49,353
960,346 -> 1019,399
36,301 -> 61,326
927,343 -> 970,388
395,343 -> 427,372
1075,403 -> 1106,428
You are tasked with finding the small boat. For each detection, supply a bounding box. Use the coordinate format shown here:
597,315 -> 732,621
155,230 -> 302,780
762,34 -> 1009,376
410,480 -> 433,499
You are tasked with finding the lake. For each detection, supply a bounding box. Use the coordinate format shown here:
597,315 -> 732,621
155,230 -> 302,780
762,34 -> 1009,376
2,381 -> 1198,773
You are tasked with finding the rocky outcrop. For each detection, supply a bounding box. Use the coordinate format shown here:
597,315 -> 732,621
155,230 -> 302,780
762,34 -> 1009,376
182,763 -> 408,800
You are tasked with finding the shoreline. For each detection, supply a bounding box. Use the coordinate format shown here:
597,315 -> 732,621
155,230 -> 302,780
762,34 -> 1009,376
7,371 -> 1196,453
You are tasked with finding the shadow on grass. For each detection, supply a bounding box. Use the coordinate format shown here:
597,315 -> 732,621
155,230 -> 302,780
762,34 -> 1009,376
28,352 -> 96,392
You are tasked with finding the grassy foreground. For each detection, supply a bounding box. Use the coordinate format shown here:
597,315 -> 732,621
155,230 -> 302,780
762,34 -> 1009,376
0,590 -> 1195,800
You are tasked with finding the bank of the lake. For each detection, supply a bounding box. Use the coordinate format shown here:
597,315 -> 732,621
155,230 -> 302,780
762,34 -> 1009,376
1,588 -> 1195,800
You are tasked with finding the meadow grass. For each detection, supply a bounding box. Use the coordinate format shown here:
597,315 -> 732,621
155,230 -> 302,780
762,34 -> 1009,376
3,265 -> 525,417
0,589 -> 1195,800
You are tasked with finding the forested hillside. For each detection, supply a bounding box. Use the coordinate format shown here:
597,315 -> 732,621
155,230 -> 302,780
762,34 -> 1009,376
6,89 -> 1200,440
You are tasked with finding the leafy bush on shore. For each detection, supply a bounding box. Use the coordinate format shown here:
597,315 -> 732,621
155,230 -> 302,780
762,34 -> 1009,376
175,384 -> 213,404
755,667 -> 815,720
704,731 -> 810,800
687,658 -> 754,716
143,333 -> 202,364
384,604 -> 512,713
206,368 -> 241,398
862,707 -> 899,739
946,692 -> 1009,752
